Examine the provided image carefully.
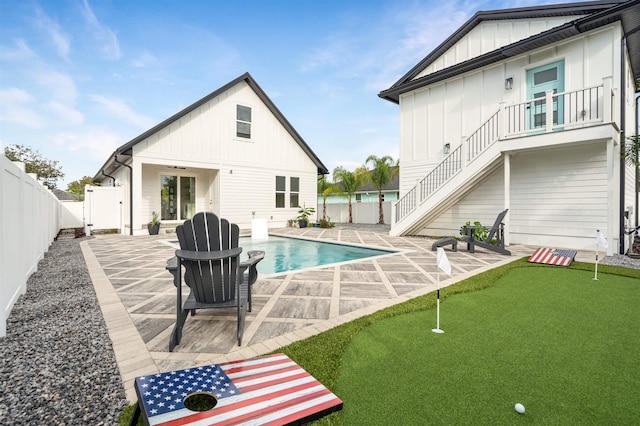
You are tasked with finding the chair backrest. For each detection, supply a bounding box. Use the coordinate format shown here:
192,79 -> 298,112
176,212 -> 240,304
485,209 -> 509,242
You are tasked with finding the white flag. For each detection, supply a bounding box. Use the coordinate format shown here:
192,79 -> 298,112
436,247 -> 452,276
596,230 -> 608,248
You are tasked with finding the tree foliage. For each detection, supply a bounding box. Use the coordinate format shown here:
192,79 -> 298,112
363,155 -> 399,224
622,134 -> 640,187
317,175 -> 341,221
4,144 -> 64,190
333,166 -> 366,223
67,176 -> 96,200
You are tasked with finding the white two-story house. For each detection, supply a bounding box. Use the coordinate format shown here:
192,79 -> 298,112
94,73 -> 328,234
379,0 -> 639,255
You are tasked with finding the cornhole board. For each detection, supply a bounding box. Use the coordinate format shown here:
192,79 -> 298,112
528,247 -> 577,267
129,353 -> 343,426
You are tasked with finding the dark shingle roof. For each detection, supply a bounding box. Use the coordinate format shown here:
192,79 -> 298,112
380,0 -> 640,103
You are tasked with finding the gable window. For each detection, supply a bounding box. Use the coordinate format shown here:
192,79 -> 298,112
290,177 -> 299,207
275,176 -> 286,208
161,175 -> 195,221
236,105 -> 251,139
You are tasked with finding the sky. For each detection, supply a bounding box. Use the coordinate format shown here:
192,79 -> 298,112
0,0 -> 558,189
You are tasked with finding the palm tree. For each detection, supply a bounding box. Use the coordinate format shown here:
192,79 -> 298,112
333,166 -> 365,223
623,134 -> 640,172
317,175 -> 341,221
364,155 -> 399,224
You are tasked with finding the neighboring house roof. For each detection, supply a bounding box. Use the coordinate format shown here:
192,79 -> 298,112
357,171 -> 399,193
96,72 -> 328,178
52,188 -> 81,201
379,0 -> 640,103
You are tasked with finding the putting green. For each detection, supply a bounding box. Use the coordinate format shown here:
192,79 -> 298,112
336,267 -> 640,424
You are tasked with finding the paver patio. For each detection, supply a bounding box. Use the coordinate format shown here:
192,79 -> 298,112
80,224 -> 563,402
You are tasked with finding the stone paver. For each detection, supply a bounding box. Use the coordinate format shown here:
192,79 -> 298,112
83,225 -> 543,402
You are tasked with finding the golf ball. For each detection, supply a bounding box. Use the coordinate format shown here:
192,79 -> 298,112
515,403 -> 525,414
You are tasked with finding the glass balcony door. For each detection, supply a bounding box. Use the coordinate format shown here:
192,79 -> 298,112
526,60 -> 564,130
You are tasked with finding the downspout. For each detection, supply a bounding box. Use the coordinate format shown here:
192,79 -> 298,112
114,154 -> 133,236
619,34 -> 627,255
101,170 -> 116,186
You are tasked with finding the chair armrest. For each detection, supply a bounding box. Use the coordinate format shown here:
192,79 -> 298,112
175,247 -> 243,262
166,256 -> 178,272
241,250 -> 265,267
239,250 -> 265,285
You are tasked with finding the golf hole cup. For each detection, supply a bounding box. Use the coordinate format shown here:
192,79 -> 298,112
515,403 -> 525,414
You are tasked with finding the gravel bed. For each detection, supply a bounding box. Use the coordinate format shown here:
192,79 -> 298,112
599,254 -> 640,269
0,236 -> 127,425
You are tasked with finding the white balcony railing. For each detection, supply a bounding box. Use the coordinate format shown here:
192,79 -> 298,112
394,77 -> 614,225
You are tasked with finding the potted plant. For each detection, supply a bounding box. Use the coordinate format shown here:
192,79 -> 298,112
148,211 -> 161,235
296,205 -> 315,228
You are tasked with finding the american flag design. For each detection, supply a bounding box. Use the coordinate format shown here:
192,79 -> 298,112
527,247 -> 577,267
134,353 -> 343,425
135,365 -> 239,420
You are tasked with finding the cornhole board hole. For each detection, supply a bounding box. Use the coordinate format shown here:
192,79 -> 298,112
129,353 -> 343,425
528,247 -> 577,267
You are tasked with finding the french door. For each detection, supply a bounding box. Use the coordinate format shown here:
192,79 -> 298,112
161,175 -> 195,221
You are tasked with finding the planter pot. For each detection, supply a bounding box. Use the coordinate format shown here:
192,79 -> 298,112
148,223 -> 160,235
298,220 -> 308,228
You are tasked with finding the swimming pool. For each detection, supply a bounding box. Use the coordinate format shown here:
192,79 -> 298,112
239,236 -> 392,275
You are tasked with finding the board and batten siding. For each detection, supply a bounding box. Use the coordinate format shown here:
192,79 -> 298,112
509,143 -> 608,250
398,26 -> 618,186
128,79 -> 317,230
415,16 -> 585,79
133,81 -> 315,172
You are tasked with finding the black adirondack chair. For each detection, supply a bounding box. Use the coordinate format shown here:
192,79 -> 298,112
166,212 -> 264,352
432,209 -> 511,255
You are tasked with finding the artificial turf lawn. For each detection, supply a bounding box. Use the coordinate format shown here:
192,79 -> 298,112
120,260 -> 639,425
336,266 -> 640,425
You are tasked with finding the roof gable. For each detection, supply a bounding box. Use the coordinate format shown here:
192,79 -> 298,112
380,0 -> 639,103
98,73 -> 328,176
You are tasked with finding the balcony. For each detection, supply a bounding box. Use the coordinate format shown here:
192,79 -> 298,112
392,77 -> 616,234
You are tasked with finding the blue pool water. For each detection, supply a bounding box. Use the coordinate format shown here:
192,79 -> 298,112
238,236 -> 392,275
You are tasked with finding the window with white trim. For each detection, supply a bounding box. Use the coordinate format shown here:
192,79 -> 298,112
275,176 -> 286,208
236,105 -> 251,139
290,177 -> 299,207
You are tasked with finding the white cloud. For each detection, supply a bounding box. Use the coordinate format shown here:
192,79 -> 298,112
51,127 -> 121,161
132,51 -> 160,68
88,94 -> 156,129
33,70 -> 77,105
45,101 -> 84,125
0,38 -> 35,61
80,0 -> 122,61
33,7 -> 71,61
0,88 -> 43,127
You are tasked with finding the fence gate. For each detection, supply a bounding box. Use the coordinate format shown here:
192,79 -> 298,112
84,185 -> 125,235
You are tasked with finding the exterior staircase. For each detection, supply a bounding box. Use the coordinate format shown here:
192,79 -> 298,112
390,78 -> 613,237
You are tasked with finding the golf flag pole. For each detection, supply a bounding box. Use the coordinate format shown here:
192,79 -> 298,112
593,230 -> 608,281
433,248 -> 451,334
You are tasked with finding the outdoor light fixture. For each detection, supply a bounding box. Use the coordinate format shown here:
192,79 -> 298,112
505,77 -> 513,90
444,143 -> 450,154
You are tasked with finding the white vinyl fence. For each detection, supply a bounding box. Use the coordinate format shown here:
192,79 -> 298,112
322,201 -> 392,225
1,156 -> 61,337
